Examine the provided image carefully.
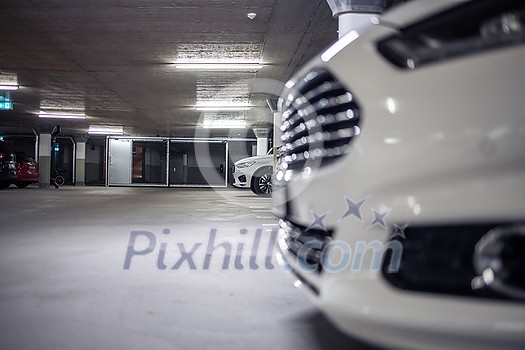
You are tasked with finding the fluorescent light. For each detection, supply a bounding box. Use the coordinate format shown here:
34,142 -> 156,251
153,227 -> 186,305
195,102 -> 253,111
175,62 -> 263,71
88,131 -> 124,135
202,120 -> 247,129
88,125 -> 124,135
321,30 -> 360,62
39,112 -> 86,119
196,106 -> 252,111
0,85 -> 19,90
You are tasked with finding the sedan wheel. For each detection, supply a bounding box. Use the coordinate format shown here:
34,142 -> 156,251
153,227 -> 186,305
252,171 -> 272,197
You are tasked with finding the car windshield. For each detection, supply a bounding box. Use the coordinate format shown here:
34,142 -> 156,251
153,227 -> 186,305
15,152 -> 34,162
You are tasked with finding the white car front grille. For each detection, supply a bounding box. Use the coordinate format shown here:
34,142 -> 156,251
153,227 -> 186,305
279,69 -> 361,172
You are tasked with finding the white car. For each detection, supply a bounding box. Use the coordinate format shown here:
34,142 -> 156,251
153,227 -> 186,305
273,1 -> 525,350
232,149 -> 273,196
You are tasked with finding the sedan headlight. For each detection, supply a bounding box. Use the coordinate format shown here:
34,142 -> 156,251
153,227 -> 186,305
377,0 -> 525,70
236,161 -> 256,169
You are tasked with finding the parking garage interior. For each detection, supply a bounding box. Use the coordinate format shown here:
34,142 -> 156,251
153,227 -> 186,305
4,0 -> 522,349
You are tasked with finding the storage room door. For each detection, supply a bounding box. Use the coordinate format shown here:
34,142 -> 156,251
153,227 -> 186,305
108,138 -> 132,185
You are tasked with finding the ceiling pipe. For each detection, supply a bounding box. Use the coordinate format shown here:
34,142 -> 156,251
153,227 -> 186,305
325,0 -> 392,38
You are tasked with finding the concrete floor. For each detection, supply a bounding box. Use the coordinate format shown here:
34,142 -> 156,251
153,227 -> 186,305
0,186 -> 379,350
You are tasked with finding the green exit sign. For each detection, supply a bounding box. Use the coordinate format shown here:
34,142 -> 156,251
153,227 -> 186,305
0,101 -> 13,110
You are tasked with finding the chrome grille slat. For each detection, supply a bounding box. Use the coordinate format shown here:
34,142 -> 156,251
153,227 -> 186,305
280,101 -> 358,141
279,219 -> 333,273
284,128 -> 358,151
281,113 -> 359,144
279,69 -> 361,171
281,109 -> 357,135
283,70 -> 335,108
294,82 -> 346,109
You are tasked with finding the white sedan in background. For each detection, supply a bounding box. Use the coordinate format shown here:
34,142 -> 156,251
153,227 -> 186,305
273,0 -> 525,349
232,149 -> 274,196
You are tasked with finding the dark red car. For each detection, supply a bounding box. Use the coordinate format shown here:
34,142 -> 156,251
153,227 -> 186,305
14,152 -> 39,188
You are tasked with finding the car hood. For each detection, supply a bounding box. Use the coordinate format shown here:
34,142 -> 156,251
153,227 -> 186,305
235,155 -> 272,165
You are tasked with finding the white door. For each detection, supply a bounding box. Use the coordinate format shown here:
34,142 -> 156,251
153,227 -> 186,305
108,138 -> 132,185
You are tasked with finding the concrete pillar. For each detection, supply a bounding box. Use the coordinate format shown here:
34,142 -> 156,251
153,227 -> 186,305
38,134 -> 52,188
325,0 -> 390,38
273,113 -> 282,148
73,135 -> 89,186
253,128 -> 270,156
35,127 -> 54,188
273,112 -> 282,163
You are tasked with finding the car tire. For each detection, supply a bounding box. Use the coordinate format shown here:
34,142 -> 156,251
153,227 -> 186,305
0,182 -> 11,189
15,182 -> 30,188
251,167 -> 273,197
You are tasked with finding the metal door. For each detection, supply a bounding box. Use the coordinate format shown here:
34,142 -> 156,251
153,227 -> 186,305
108,138 -> 132,185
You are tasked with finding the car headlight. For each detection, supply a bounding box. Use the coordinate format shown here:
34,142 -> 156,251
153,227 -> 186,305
235,161 -> 256,169
377,0 -> 525,70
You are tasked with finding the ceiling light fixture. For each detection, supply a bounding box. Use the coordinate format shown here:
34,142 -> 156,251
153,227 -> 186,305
39,112 -> 86,119
202,120 -> 247,129
88,125 -> 124,135
195,106 -> 252,111
0,85 -> 19,91
175,62 -> 263,71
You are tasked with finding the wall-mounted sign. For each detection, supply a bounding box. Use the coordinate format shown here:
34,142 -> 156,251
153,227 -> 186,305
0,92 -> 13,110
0,101 -> 13,110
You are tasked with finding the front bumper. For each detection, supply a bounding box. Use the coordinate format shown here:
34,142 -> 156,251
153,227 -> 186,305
232,167 -> 251,188
274,164 -> 525,350
277,224 -> 525,350
232,174 -> 248,188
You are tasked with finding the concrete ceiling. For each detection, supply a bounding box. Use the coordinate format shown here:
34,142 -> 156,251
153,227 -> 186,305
0,0 -> 338,137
